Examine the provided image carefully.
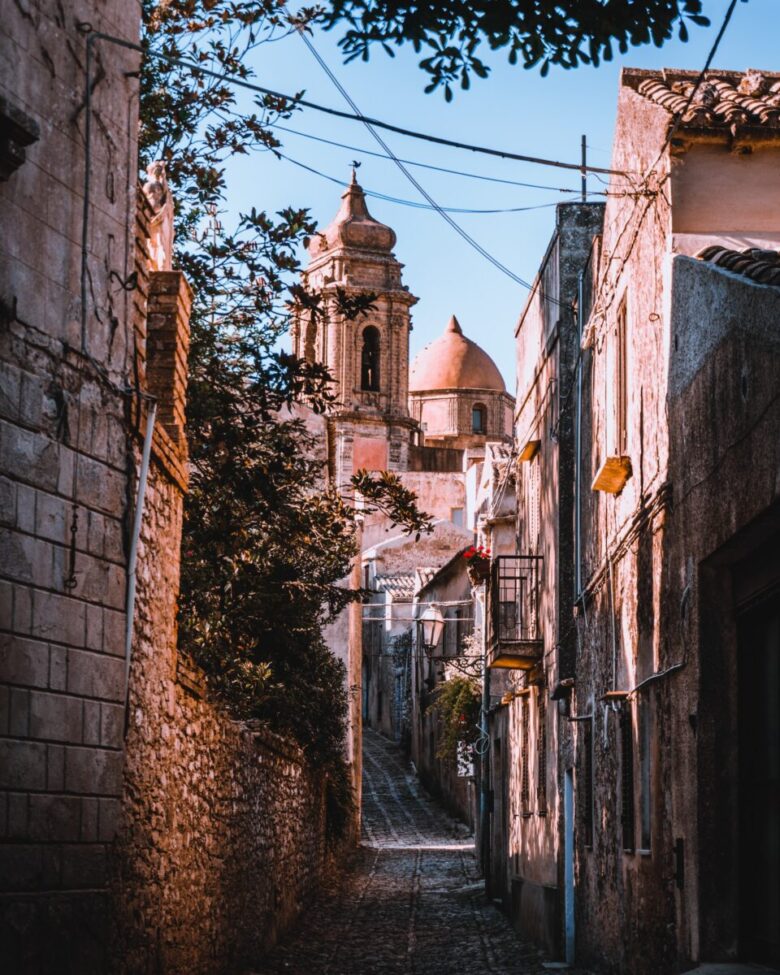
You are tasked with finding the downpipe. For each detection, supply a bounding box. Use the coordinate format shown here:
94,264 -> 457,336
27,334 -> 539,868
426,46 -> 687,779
124,403 -> 157,707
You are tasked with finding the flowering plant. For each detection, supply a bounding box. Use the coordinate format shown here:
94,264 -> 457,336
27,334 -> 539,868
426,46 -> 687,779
463,544 -> 491,561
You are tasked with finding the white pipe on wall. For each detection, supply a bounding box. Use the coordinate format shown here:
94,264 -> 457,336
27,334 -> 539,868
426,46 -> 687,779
124,402 -> 157,700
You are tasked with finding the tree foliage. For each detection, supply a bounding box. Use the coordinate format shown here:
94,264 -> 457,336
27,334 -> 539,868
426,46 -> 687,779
140,0 -> 431,778
427,675 -> 482,761
320,0 -> 712,99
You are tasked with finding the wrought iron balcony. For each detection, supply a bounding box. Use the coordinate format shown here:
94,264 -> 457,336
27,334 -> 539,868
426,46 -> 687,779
487,555 -> 543,670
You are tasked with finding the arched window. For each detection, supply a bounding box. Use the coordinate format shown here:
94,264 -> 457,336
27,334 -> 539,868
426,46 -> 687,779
361,326 -> 380,391
472,403 -> 486,434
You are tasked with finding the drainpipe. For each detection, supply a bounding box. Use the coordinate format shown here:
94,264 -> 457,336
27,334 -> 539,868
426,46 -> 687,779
478,583 -> 491,875
575,270 -> 584,601
124,403 -> 157,702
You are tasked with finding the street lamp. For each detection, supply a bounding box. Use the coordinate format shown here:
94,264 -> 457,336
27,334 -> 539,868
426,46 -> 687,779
419,604 -> 445,654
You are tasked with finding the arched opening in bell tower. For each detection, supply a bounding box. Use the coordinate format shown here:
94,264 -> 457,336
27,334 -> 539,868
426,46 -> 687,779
361,325 -> 381,392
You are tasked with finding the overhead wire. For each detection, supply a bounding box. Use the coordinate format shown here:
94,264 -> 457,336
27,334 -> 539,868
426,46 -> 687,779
276,150 -> 562,214
77,26 -> 629,178
294,24 -> 572,306
273,123 -> 607,195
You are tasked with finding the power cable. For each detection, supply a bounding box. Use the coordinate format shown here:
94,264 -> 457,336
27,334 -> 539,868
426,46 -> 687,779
294,25 -> 571,306
77,26 -> 628,177
276,150 -> 562,214
273,123 -> 607,196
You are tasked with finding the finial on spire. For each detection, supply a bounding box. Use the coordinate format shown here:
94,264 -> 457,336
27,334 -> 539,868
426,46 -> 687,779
350,160 -> 361,184
446,314 -> 463,335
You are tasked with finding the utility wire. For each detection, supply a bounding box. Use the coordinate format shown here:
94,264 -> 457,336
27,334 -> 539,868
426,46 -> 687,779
77,26 -> 628,177
295,26 -> 571,305
276,150 -> 562,214
274,123 -> 606,196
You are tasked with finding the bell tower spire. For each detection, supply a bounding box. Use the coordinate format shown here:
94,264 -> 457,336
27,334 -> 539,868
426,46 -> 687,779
294,172 -> 419,478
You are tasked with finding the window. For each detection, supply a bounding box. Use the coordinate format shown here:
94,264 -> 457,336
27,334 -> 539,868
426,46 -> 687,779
521,696 -> 531,816
450,506 -> 464,528
472,403 -> 486,434
639,701 -> 652,851
583,718 -> 594,848
621,706 -> 635,852
360,325 -> 380,391
536,689 -> 547,814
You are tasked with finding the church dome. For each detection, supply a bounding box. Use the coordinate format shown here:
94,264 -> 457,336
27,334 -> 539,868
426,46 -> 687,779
308,170 -> 396,257
409,315 -> 506,393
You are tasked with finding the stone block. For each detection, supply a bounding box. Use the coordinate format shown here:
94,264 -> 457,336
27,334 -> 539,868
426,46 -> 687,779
29,794 -> 81,842
0,361 -> 21,421
102,608 -> 126,658
60,844 -> 106,890
100,703 -> 124,748
16,483 -> 36,533
9,688 -> 29,736
80,798 -> 98,842
67,650 -> 124,703
29,690 -> 83,743
0,740 -> 46,790
83,700 -> 100,746
0,578 -> 11,628
19,371 -> 44,428
57,445 -> 74,497
13,583 -> 33,633
64,746 -> 123,797
31,589 -> 85,648
103,515 -> 124,563
47,744 -> 64,791
0,420 -> 59,492
76,454 -> 125,516
86,510 -> 105,558
49,645 -> 66,691
98,798 -> 120,842
7,792 -> 29,839
0,845 -> 45,892
35,490 -> 68,544
0,634 -> 49,688
0,684 -> 7,734
0,475 -> 15,525
85,602 -> 103,652
0,529 -> 54,589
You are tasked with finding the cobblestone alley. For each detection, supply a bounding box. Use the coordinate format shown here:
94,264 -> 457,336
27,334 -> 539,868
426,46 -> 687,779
255,729 -> 564,975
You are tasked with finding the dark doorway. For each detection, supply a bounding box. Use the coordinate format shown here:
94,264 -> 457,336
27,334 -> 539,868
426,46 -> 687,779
738,594 -> 780,965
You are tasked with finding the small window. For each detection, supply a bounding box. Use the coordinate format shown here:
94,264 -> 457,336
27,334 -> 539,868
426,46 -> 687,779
450,506 -> 464,528
472,403 -> 486,434
621,706 -> 635,852
616,299 -> 628,454
536,689 -> 547,814
521,696 -> 531,815
361,325 -> 380,391
583,718 -> 594,848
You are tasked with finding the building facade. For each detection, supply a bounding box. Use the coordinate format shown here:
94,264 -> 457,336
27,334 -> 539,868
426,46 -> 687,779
482,68 -> 780,974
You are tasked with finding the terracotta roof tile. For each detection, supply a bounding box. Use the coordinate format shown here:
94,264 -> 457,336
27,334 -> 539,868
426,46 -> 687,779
696,245 -> 780,288
629,68 -> 780,131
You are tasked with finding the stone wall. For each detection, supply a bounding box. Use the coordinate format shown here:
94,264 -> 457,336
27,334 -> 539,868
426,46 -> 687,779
0,3 -> 142,969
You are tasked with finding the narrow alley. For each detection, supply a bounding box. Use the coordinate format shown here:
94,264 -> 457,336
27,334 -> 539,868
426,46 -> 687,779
256,730 -> 561,975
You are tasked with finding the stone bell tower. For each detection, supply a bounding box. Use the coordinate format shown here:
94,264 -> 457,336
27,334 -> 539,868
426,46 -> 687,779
294,170 -> 418,484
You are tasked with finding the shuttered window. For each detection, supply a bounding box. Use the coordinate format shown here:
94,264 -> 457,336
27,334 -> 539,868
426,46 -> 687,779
621,706 -> 635,852
536,689 -> 547,814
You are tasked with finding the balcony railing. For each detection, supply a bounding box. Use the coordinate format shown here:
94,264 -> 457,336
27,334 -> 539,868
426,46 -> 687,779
487,555 -> 543,670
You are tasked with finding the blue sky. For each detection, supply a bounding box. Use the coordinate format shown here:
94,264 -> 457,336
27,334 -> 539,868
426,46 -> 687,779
225,0 -> 778,388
